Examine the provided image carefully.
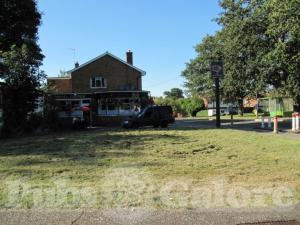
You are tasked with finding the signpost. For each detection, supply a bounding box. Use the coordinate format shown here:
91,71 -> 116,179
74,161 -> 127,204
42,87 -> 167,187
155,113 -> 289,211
211,61 -> 224,128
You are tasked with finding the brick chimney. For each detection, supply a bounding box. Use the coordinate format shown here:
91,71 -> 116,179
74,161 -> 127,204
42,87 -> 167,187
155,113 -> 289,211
75,61 -> 79,68
126,50 -> 133,65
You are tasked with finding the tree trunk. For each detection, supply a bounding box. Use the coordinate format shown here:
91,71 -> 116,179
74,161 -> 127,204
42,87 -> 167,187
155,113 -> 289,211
295,98 -> 300,112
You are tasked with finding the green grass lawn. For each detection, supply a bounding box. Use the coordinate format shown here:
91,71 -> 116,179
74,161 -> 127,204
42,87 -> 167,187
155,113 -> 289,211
0,128 -> 299,209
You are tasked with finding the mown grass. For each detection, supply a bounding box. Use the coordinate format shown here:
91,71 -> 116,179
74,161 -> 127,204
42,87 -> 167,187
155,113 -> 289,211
0,128 -> 299,209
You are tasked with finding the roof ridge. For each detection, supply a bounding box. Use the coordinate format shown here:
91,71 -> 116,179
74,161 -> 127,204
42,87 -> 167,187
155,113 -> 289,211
66,51 -> 146,75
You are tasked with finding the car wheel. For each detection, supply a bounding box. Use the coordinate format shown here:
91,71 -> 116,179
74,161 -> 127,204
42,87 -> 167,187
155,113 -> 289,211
160,121 -> 168,128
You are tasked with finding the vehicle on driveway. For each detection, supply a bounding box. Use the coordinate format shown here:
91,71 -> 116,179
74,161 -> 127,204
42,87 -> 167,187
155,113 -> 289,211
122,105 -> 174,128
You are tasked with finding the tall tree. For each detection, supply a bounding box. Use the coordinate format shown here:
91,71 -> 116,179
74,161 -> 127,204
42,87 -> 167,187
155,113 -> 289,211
163,88 -> 184,99
262,0 -> 300,109
183,0 -> 270,115
218,0 -> 269,114
182,34 -> 223,100
0,0 -> 44,135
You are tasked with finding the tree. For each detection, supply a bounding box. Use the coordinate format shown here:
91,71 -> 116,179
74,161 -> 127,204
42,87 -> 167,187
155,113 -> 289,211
180,97 -> 204,117
0,0 -> 42,52
262,0 -> 300,109
182,34 -> 223,100
0,0 -> 44,135
183,0 -> 269,115
218,0 -> 270,115
163,88 -> 184,99
154,97 -> 182,115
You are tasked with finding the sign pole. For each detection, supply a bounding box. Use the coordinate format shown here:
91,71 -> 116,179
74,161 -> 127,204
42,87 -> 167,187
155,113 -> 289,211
215,77 -> 221,128
211,61 -> 223,128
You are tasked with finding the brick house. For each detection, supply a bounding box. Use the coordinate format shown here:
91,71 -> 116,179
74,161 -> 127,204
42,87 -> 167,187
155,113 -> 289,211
47,51 -> 149,126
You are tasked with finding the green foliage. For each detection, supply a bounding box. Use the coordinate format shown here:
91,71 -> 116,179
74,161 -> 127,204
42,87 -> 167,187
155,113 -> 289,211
1,45 -> 45,135
180,97 -> 204,117
163,88 -> 184,99
0,0 -> 41,52
183,0 -> 300,111
0,0 -> 44,135
154,97 -> 182,114
182,35 -> 222,99
155,96 -> 204,117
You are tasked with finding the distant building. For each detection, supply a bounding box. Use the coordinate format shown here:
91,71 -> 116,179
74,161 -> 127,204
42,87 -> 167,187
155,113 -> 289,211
47,51 -> 150,126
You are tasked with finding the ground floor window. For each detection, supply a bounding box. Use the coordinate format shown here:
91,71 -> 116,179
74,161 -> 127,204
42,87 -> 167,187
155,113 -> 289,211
97,100 -> 141,116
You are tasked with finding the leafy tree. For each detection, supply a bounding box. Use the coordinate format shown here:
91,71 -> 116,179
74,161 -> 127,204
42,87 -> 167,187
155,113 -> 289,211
163,88 -> 184,99
154,97 -> 182,115
182,34 -> 223,100
183,0 -> 270,115
262,0 -> 300,109
0,0 -> 42,52
218,0 -> 270,115
0,0 -> 44,135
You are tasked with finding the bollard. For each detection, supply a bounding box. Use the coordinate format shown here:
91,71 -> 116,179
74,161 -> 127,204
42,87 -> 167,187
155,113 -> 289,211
292,113 -> 296,132
295,113 -> 299,132
273,116 -> 278,134
268,116 -> 272,129
261,115 -> 265,129
231,114 -> 233,126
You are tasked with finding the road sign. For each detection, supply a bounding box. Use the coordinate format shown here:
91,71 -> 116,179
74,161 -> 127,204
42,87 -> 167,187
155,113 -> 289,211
211,61 -> 224,79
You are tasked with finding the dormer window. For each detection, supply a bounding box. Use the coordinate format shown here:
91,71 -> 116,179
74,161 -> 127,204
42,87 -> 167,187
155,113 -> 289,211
90,76 -> 106,88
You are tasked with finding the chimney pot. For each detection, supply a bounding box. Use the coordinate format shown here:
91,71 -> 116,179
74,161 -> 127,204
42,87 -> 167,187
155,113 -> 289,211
75,61 -> 79,68
126,50 -> 133,65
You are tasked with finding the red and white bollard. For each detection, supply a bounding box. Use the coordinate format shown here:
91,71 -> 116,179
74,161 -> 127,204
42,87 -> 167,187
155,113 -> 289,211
297,113 -> 300,131
273,116 -> 278,134
292,113 -> 296,132
292,112 -> 300,132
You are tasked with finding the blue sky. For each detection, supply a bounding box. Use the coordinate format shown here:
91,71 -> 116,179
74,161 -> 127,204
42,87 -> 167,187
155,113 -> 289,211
37,0 -> 221,96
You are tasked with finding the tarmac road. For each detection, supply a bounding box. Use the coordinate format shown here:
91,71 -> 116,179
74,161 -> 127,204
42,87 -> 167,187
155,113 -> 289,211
0,205 -> 299,225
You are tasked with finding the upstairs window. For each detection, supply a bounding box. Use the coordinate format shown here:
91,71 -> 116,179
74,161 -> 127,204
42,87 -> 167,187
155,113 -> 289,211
90,76 -> 106,88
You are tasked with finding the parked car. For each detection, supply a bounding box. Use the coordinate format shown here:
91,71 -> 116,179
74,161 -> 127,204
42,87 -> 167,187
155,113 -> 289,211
122,105 -> 174,128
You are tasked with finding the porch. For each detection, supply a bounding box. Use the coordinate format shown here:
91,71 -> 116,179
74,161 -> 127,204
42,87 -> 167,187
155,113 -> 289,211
94,91 -> 150,126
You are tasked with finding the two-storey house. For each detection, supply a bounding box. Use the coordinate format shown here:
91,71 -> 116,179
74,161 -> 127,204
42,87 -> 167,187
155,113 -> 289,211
47,51 -> 149,126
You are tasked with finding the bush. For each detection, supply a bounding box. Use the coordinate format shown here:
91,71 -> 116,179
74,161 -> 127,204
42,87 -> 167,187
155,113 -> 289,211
154,97 -> 183,115
180,97 -> 204,117
154,96 -> 204,117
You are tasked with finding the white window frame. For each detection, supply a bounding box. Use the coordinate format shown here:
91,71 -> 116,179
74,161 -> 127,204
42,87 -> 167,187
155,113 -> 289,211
90,76 -> 107,89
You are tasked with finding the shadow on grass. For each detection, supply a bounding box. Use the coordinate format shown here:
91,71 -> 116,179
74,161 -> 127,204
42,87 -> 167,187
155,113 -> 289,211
0,130 -> 183,165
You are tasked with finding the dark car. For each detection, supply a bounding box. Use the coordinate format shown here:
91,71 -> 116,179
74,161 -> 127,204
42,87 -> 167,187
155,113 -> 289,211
122,105 -> 175,128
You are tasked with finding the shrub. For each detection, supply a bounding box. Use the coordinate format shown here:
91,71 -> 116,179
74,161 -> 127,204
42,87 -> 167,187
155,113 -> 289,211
180,98 -> 204,117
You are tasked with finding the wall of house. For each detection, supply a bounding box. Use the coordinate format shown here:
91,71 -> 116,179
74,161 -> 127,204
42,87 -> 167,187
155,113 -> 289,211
48,78 -> 72,93
71,55 -> 142,93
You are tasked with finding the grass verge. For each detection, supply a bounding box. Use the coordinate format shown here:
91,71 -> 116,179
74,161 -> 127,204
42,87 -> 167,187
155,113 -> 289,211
0,128 -> 299,209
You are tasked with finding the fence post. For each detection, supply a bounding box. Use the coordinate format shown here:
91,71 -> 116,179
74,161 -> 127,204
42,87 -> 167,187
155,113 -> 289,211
274,116 -> 278,134
296,112 -> 300,132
